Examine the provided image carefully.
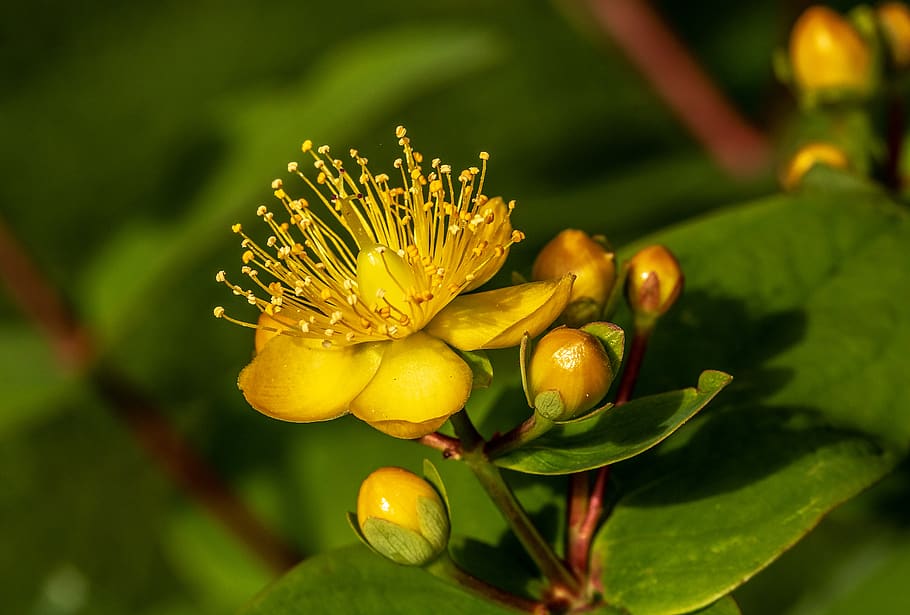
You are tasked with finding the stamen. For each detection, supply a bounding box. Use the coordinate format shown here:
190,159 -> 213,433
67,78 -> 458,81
216,125 -> 520,344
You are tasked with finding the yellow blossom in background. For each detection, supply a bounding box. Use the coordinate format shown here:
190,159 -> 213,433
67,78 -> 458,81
789,6 -> 874,99
215,127 -> 573,438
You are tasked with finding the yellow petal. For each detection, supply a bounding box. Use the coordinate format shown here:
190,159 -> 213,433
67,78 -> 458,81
463,197 -> 513,291
350,332 -> 472,438
239,335 -> 385,422
255,305 -> 308,353
366,415 -> 451,439
424,275 -> 574,351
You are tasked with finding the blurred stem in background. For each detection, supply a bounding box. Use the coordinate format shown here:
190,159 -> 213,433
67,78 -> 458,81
0,214 -> 301,573
584,0 -> 771,176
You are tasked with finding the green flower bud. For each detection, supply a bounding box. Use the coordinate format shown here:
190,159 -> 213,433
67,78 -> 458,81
532,229 -> 616,327
781,142 -> 850,190
625,245 -> 683,324
356,467 -> 449,566
528,327 -> 613,421
789,6 -> 874,100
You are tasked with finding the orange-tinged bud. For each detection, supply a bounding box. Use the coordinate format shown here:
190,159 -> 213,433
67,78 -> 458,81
528,327 -> 613,420
789,6 -> 873,97
625,245 -> 683,323
356,467 -> 449,566
878,2 -> 910,69
781,142 -> 850,190
532,229 -> 616,326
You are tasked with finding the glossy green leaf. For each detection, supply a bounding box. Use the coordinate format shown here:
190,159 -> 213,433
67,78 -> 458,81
629,170 -> 910,449
456,349 -> 494,390
240,545 -> 517,615
594,409 -> 895,615
491,370 -> 732,475
593,174 -> 910,615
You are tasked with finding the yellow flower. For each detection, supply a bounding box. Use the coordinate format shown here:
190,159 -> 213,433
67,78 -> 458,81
789,6 -> 873,99
215,127 -> 573,438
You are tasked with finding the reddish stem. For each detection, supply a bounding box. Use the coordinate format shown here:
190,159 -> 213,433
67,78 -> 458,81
94,370 -> 302,572
586,0 -> 770,176
0,219 -> 93,368
615,329 -> 651,405
417,431 -> 462,459
566,329 -> 651,578
566,473 -> 591,576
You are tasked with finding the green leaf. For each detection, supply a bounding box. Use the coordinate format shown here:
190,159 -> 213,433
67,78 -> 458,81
594,408 -> 895,615
593,176 -> 910,614
240,545 -> 516,615
630,171 -> 910,449
456,349 -> 494,390
492,370 -> 732,475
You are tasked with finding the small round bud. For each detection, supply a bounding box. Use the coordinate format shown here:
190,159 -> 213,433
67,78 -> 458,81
528,327 -> 613,420
625,245 -> 683,323
357,467 -> 449,566
789,6 -> 874,99
532,229 -> 616,326
780,142 -> 850,190
878,2 -> 910,69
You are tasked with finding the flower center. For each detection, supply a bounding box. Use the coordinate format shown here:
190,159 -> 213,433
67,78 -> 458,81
214,126 -> 525,346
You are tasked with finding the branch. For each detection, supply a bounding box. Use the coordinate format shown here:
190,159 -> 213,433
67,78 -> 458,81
586,0 -> 771,176
0,214 -> 301,573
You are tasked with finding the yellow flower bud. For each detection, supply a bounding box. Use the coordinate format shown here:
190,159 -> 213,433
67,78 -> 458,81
356,467 -> 449,566
625,245 -> 683,323
781,142 -> 850,190
532,229 -> 616,327
878,2 -> 910,69
789,6 -> 873,98
528,327 -> 613,420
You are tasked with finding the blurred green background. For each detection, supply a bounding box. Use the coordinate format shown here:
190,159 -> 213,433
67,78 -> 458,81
2,0 -> 908,613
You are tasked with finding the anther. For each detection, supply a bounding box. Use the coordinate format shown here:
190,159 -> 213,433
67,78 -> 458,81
213,306 -> 225,318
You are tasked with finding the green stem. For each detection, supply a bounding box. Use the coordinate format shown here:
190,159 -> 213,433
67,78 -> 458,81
427,553 -> 541,613
485,412 -> 555,459
449,410 -> 581,596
